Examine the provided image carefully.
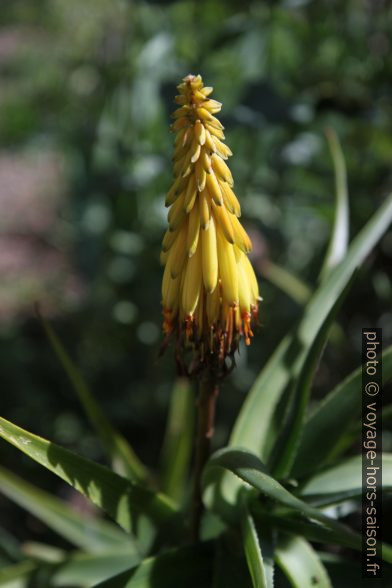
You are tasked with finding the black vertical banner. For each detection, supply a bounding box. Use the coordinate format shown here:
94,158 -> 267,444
362,328 -> 382,578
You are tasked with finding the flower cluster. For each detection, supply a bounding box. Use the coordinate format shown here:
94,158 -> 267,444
161,74 -> 259,372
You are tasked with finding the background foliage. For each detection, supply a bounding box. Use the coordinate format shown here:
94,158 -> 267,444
0,0 -> 392,584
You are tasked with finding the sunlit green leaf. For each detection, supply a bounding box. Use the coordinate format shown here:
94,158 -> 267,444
0,466 -> 136,553
292,345 -> 392,477
15,544 -> 142,587
242,509 -> 274,588
1,548 -> 145,588
299,453 -> 392,506
0,417 -> 178,537
22,542 -> 65,563
51,551 -> 141,587
320,128 -> 349,280
275,534 -> 332,588
203,447 -> 392,562
0,561 -> 36,587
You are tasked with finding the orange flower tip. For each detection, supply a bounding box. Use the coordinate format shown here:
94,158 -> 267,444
162,309 -> 175,335
185,314 -> 194,337
241,311 -> 254,345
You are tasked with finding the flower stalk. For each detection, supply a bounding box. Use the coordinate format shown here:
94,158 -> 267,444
161,74 -> 261,539
191,372 -> 219,541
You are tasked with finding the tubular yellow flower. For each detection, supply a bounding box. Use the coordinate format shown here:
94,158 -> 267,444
161,74 -> 260,371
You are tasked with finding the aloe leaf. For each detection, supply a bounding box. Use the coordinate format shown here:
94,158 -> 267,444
0,417 -> 178,536
319,128 -> 349,280
17,543 -> 141,587
92,543 -> 213,587
203,447 -> 392,563
275,534 -> 332,588
299,453 -> 392,506
292,345 -> 392,478
160,378 -> 194,501
222,194 -> 392,502
0,526 -> 22,562
0,466 -> 136,553
40,315 -> 148,483
51,550 -> 141,587
252,505 -> 359,550
261,261 -> 311,305
22,542 -> 66,563
242,509 -> 274,588
269,275 -> 353,479
0,549 -> 143,588
0,561 -> 36,587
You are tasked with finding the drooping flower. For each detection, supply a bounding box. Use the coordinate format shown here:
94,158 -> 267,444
161,74 -> 259,373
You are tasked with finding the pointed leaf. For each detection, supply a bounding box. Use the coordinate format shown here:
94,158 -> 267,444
252,505 -> 361,550
18,543 -> 142,587
0,525 -> 22,562
275,534 -> 332,588
51,551 -> 141,587
292,345 -> 392,477
223,194 -> 392,502
261,261 -> 311,305
300,453 -> 392,506
40,315 -> 148,483
203,447 -> 392,562
0,417 -> 178,536
160,378 -> 194,501
0,466 -> 136,553
242,510 -> 274,588
270,275 -> 353,478
319,128 -> 349,279
0,561 -> 36,587
22,542 -> 66,562
8,546 -> 143,588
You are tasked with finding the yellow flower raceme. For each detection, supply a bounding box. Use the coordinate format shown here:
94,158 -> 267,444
161,74 -> 259,368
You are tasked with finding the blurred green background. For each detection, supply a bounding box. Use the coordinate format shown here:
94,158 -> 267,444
1,0 -> 391,549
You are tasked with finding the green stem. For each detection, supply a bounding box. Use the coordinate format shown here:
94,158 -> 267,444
191,372 -> 219,541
